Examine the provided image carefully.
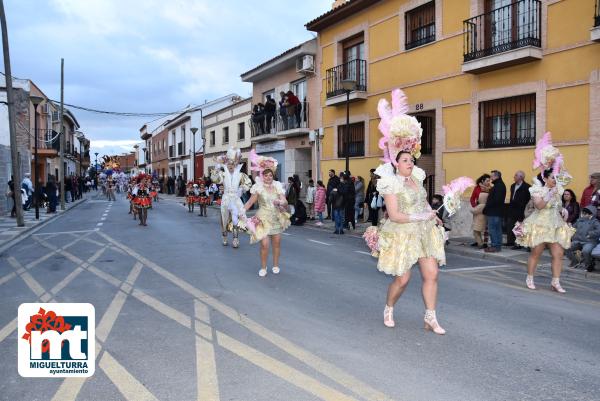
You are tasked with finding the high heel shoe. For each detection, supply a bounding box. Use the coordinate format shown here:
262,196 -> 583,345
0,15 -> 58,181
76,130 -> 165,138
526,275 -> 536,290
551,278 -> 566,293
383,305 -> 395,328
424,310 -> 446,335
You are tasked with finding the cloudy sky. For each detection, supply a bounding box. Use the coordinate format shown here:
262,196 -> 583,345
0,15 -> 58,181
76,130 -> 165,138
5,0 -> 329,158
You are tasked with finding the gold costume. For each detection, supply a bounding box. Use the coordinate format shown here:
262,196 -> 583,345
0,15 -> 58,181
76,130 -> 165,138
248,180 -> 291,244
375,164 -> 446,277
516,182 -> 575,249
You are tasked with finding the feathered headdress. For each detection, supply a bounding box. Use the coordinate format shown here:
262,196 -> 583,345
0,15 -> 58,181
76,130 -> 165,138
215,147 -> 242,165
377,89 -> 423,165
249,149 -> 277,176
441,176 -> 475,216
533,132 -> 571,186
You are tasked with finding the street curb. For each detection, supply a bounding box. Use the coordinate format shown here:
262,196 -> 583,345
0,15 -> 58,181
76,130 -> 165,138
0,197 -> 89,254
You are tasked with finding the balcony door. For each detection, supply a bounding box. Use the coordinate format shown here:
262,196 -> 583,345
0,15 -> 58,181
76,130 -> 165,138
342,35 -> 365,86
486,0 -> 539,49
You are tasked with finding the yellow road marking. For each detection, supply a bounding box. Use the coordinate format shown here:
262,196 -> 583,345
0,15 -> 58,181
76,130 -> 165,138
50,267 -> 84,295
194,301 -> 220,401
99,351 -> 159,401
217,331 -> 358,401
131,289 -> 192,329
96,291 -> 128,344
0,317 -> 16,343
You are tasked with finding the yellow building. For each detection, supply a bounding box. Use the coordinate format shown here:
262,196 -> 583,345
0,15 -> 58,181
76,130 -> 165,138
306,0 -> 600,199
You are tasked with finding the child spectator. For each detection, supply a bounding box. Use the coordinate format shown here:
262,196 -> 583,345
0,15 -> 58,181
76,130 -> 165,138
566,205 -> 600,271
314,180 -> 327,226
306,179 -> 316,220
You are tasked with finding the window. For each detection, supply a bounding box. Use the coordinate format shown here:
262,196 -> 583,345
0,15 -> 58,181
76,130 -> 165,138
292,79 -> 307,103
223,127 -> 229,144
238,122 -> 245,141
263,89 -> 275,103
337,122 -> 365,158
405,1 -> 435,50
210,131 -> 215,146
342,35 -> 365,84
414,114 -> 434,155
181,126 -> 186,153
479,94 -> 536,148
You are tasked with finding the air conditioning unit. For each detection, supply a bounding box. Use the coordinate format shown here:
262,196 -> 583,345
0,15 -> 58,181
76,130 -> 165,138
52,111 -> 59,122
296,55 -> 315,74
42,103 -> 51,114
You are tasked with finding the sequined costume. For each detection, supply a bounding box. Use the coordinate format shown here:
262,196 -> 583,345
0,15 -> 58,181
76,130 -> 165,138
374,163 -> 446,277
516,179 -> 575,249
247,178 -> 291,244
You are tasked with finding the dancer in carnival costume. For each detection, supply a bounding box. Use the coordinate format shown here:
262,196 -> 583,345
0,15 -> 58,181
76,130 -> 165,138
242,151 -> 291,277
515,133 -> 575,293
197,182 -> 210,217
363,89 -> 447,334
210,148 -> 252,248
127,178 -> 137,220
186,182 -> 197,213
133,174 -> 152,226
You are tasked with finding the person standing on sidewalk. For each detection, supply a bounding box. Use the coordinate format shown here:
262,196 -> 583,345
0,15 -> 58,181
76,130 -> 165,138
516,133 -> 575,293
314,180 -> 326,226
22,173 -> 33,210
329,178 -> 345,234
326,169 -> 340,221
305,179 -> 316,220
343,173 -> 356,230
470,174 -> 490,249
354,176 -> 365,224
566,205 -> 600,271
483,170 -> 506,253
580,172 -> 600,208
506,170 -> 530,250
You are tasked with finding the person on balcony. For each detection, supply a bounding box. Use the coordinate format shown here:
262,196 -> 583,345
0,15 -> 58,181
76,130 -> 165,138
285,91 -> 301,129
264,95 -> 276,133
278,92 -> 288,130
252,104 -> 265,135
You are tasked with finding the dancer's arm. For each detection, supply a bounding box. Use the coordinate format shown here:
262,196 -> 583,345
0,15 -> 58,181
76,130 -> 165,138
383,193 -> 436,224
244,194 -> 258,211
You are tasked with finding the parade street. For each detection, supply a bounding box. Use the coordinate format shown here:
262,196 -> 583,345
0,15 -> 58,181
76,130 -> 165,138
1,193 -> 600,401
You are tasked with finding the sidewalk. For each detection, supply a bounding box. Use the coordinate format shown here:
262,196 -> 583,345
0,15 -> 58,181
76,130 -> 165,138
0,192 -> 91,250
303,217 -> 600,281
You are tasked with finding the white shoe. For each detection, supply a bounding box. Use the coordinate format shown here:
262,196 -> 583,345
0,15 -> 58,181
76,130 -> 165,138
258,268 -> 267,277
272,266 -> 280,274
315,222 -> 323,226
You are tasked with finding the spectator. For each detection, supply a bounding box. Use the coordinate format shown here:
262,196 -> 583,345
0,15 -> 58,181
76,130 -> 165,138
590,181 -> 600,220
326,169 -> 340,221
580,172 -> 600,208
46,176 -> 57,213
7,176 -> 16,217
286,177 -> 298,216
342,173 -> 356,230
471,174 -> 491,249
506,170 -> 531,249
252,103 -> 265,134
365,169 -> 379,225
431,194 -> 450,233
264,95 -> 276,133
329,175 -> 346,234
278,92 -> 288,130
305,179 -> 316,220
314,180 -> 327,226
566,206 -> 600,271
286,91 -> 301,128
22,173 -> 33,210
483,170 -> 506,253
354,175 -> 365,223
562,189 -> 580,224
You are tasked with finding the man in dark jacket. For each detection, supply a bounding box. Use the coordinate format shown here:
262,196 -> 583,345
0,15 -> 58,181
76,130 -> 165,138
566,206 -> 600,271
326,169 -> 340,221
264,95 -> 276,133
330,176 -> 345,234
342,173 -> 356,230
506,170 -> 531,249
483,170 -> 507,252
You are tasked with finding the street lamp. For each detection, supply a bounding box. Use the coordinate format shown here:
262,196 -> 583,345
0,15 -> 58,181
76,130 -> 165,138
341,78 -> 357,175
191,127 -> 198,181
30,95 -> 44,220
94,152 -> 99,171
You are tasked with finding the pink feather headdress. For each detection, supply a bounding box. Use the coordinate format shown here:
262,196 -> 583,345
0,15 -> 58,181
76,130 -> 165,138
249,149 -> 278,176
441,176 -> 475,216
377,89 -> 423,165
533,132 -> 563,175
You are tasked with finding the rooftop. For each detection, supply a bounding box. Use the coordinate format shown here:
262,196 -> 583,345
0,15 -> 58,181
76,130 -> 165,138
305,0 -> 381,31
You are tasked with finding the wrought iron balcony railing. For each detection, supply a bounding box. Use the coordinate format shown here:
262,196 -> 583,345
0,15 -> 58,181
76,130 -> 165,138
325,59 -> 367,98
250,101 -> 309,138
463,0 -> 541,62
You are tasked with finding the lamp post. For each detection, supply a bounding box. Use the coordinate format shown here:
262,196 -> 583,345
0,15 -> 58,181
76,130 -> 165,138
30,95 -> 44,220
190,127 -> 198,182
94,152 -> 98,172
341,78 -> 357,175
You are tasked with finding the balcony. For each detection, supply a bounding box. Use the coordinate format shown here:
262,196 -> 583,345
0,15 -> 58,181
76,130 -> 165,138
33,129 -> 59,157
462,0 -> 542,74
250,102 -> 310,142
325,59 -> 367,106
592,0 -> 600,41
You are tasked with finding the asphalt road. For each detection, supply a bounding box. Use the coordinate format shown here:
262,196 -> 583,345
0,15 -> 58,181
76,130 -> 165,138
1,191 -> 599,401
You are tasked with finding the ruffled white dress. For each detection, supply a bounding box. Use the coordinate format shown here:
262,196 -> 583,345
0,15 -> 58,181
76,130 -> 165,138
374,163 -> 446,276
248,179 -> 291,244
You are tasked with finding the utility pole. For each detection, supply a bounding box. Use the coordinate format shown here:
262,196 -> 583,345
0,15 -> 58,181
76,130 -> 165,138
59,58 -> 65,210
0,0 -> 24,226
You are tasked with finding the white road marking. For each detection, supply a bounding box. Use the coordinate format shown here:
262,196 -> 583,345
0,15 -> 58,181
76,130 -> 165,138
194,301 -> 219,401
97,222 -> 103,226
442,265 -> 511,273
100,351 -> 159,401
354,251 -> 372,256
308,239 -> 331,246
281,232 -> 291,236
33,229 -> 98,236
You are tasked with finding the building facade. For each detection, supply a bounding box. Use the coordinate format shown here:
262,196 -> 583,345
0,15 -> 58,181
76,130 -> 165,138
307,0 -> 600,199
203,98 -> 253,175
241,39 -> 321,190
